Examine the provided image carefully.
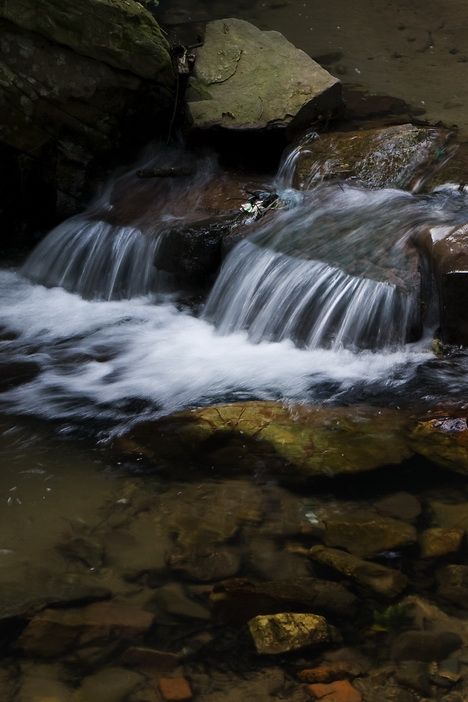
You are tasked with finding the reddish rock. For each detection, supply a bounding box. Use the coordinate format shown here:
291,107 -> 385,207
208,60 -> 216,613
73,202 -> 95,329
159,677 -> 192,702
298,663 -> 361,683
308,680 -> 362,702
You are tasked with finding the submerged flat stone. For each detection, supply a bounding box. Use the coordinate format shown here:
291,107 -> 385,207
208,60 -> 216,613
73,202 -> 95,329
188,18 -> 341,132
115,402 -> 412,482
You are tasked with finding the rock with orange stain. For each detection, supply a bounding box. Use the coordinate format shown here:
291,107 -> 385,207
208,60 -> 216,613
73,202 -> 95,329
307,679 -> 362,702
158,677 -> 192,702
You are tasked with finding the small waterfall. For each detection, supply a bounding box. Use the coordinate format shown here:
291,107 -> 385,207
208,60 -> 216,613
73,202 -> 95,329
23,217 -> 163,300
22,146 -> 217,300
205,184 -> 468,351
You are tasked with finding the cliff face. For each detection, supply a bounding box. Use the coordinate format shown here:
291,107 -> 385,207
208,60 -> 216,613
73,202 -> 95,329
0,0 -> 175,249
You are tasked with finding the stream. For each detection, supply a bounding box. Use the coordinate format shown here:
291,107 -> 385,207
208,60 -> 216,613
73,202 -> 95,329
1,3 -> 468,701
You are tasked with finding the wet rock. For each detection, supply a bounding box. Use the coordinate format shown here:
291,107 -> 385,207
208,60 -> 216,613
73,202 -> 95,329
16,663 -> 74,702
402,595 -> 468,645
395,660 -> 431,695
116,402 -> 412,483
121,646 -> 180,672
307,680 -> 362,702
243,537 -> 312,581
420,528 -> 464,559
210,577 -> 356,624
18,601 -> 154,657
0,578 -> 110,622
430,658 -> 461,687
150,583 -> 210,621
159,677 -> 193,702
410,416 -> 468,474
74,667 -> 146,702
187,18 -> 341,133
248,612 -> 329,655
188,667 -> 287,702
391,631 -> 462,661
57,535 -> 104,571
429,500 -> 468,531
416,223 -> 468,346
0,0 -> 174,248
323,510 -> 417,559
308,545 -> 408,599
436,565 -> 468,608
167,545 -> 241,583
298,662 -> 364,683
375,493 -> 422,522
353,679 -> 416,702
293,124 -> 451,190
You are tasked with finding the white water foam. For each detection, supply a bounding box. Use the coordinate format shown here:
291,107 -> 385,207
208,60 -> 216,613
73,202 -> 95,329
0,270 -> 431,432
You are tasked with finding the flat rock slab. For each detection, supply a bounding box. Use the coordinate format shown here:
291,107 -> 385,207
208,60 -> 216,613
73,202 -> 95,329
188,18 -> 341,132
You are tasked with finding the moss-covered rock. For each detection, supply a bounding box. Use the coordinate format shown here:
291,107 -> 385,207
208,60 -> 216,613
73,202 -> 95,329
0,0 -> 174,248
293,124 -> 451,190
188,18 -> 341,132
114,402 -> 412,483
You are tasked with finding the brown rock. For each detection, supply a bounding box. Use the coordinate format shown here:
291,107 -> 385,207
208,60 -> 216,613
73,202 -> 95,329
298,662 -> 362,683
121,647 -> 179,672
210,577 -> 356,624
308,545 -> 408,599
307,679 -> 362,702
410,416 -> 468,475
159,677 -> 192,702
420,527 -> 464,559
375,492 -> 421,522
18,601 -> 154,657
323,510 -> 417,559
436,565 -> 468,608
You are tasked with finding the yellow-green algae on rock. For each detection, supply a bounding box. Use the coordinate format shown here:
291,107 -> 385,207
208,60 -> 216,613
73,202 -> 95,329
116,401 -> 412,481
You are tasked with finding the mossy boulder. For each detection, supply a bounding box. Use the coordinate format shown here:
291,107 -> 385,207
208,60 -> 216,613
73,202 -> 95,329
293,124 -> 451,190
187,18 -> 342,133
0,0 -> 174,248
114,402 -> 412,483
248,612 -> 330,655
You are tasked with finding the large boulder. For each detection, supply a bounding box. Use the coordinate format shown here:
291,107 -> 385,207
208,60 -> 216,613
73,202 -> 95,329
187,18 -> 342,133
292,124 -> 451,190
0,0 -> 175,248
113,402 -> 412,483
410,415 -> 468,474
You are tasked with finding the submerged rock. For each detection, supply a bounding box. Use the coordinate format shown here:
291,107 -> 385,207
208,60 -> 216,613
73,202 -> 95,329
18,601 -> 154,657
292,124 -> 451,190
307,680 -> 362,702
187,18 -> 341,133
248,612 -> 329,654
322,510 -> 417,559
308,546 -> 408,599
436,565 -> 468,608
210,577 -> 356,623
0,0 -> 174,247
116,402 -> 412,482
391,631 -> 462,662
419,527 -> 464,559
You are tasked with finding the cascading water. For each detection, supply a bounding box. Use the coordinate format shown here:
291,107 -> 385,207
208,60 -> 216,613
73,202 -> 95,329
21,146 -> 218,300
205,184 -> 468,350
2,137 -> 468,430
